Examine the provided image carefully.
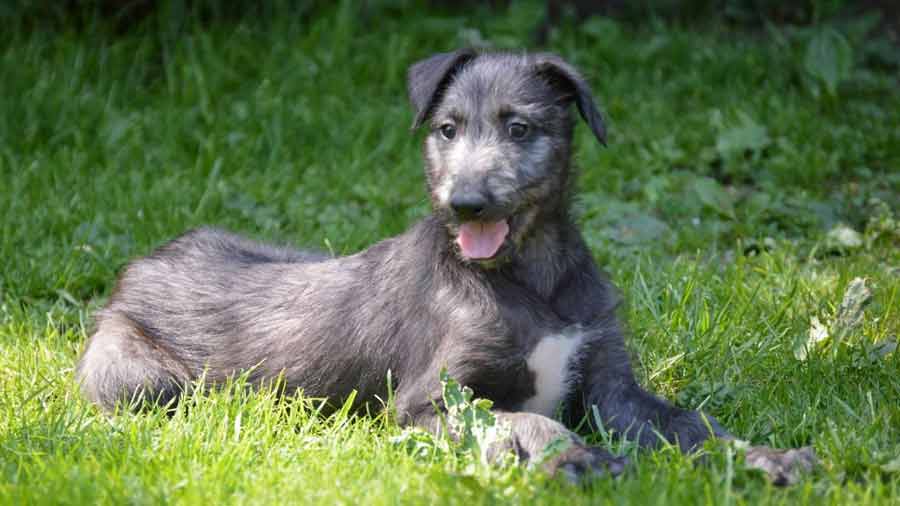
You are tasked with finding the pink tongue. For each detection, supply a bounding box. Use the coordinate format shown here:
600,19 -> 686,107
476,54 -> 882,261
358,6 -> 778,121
457,221 -> 509,259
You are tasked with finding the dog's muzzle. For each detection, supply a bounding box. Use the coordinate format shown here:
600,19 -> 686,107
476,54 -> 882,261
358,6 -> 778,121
447,189 -> 510,260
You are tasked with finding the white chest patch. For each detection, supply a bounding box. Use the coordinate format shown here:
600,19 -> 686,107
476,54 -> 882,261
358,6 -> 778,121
520,329 -> 586,417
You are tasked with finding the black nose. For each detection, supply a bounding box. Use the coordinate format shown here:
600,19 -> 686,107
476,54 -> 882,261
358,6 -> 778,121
449,191 -> 488,221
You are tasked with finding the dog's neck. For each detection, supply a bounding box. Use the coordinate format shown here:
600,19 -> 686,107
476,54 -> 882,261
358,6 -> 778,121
500,198 -> 580,300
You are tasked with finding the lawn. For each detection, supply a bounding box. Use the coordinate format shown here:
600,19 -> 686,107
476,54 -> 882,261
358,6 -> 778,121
1,1 -> 899,504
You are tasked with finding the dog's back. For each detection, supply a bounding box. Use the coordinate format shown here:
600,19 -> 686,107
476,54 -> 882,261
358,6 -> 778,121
77,219 -> 515,412
79,226 -> 386,409
78,228 -> 310,407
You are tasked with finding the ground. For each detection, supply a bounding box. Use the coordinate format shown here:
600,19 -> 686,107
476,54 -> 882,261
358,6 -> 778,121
1,2 -> 898,505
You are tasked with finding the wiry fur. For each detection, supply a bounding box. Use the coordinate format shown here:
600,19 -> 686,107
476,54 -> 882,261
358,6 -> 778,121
77,49 -> 814,482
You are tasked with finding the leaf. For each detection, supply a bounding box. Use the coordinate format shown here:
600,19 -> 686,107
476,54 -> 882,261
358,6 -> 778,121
832,277 -> 872,346
440,370 -> 470,411
864,197 -> 899,249
439,369 -> 510,468
614,212 -> 671,245
390,427 -> 446,459
863,337 -> 897,366
692,176 -> 736,219
581,197 -> 671,247
457,28 -> 490,48
797,278 -> 877,362
881,456 -> 900,473
804,28 -> 853,98
580,17 -> 622,42
825,224 -> 863,252
715,112 -> 770,159
795,315 -> 829,361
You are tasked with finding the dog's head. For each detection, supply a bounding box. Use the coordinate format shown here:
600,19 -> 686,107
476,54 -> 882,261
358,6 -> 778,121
408,49 -> 606,266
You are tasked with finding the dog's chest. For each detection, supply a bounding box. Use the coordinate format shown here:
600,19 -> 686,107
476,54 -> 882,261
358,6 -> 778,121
519,328 -> 586,417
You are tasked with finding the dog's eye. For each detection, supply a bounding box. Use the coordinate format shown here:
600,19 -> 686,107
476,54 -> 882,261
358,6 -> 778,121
508,122 -> 528,140
439,124 -> 457,141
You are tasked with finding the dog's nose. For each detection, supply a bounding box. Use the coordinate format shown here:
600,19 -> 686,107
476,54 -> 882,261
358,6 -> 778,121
449,191 -> 488,221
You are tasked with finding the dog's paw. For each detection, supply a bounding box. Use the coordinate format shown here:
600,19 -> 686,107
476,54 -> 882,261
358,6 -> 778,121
546,445 -> 629,483
744,445 -> 817,486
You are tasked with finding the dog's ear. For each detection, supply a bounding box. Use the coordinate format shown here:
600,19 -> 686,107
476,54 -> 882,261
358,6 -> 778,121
408,48 -> 477,129
532,54 -> 607,146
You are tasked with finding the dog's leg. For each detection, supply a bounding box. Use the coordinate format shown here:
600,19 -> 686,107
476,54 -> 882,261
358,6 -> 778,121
395,379 -> 627,481
580,360 -> 729,451
77,311 -> 190,411
492,411 -> 629,481
575,341 -> 815,484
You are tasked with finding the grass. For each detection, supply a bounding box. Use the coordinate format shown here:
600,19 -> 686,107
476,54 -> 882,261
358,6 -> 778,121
1,1 -> 899,504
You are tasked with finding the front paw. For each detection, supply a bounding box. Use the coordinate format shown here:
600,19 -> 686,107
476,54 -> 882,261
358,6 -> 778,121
545,444 -> 629,483
498,412 -> 628,482
745,446 -> 816,486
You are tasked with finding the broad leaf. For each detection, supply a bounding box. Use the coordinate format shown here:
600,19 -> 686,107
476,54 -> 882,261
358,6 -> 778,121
692,176 -> 736,219
804,28 -> 853,98
715,112 -> 770,158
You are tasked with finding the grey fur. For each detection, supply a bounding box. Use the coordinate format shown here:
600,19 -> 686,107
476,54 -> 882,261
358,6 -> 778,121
77,50 -> 813,483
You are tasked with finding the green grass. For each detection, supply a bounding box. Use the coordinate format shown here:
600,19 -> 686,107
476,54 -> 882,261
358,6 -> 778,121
1,1 -> 899,504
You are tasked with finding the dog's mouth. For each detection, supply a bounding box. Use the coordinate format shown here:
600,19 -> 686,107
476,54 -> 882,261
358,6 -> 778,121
455,220 -> 510,260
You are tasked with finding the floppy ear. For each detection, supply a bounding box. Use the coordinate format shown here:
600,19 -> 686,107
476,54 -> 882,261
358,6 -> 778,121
532,53 -> 607,146
408,48 -> 477,129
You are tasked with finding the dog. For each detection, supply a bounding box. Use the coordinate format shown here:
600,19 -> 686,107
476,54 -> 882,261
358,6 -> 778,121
76,49 -> 814,484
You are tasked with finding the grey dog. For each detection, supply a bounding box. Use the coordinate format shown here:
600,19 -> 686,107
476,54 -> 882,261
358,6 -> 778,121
77,49 -> 813,483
